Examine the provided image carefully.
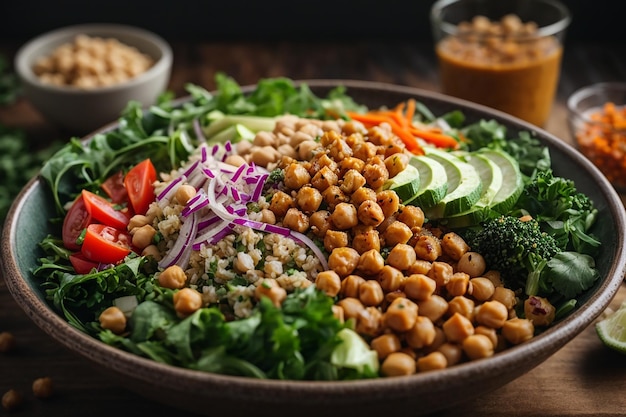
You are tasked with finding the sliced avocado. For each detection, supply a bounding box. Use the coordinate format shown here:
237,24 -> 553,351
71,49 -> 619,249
405,155 -> 448,209
440,153 -> 504,228
422,148 -> 483,219
477,148 -> 524,214
384,164 -> 421,204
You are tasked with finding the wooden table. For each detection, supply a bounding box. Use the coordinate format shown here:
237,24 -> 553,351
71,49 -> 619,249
1,39 -> 626,417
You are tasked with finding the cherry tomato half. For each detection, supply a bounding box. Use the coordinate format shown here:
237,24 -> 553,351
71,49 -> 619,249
101,170 -> 128,204
82,189 -> 130,230
81,224 -> 132,264
124,159 -> 157,215
62,195 -> 92,251
69,252 -> 100,274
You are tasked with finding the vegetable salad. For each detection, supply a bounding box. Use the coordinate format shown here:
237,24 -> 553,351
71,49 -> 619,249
33,73 -> 601,380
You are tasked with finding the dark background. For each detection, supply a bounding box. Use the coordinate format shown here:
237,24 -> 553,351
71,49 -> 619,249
0,0 -> 623,44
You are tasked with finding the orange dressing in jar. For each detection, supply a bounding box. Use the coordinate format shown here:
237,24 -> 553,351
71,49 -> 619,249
435,14 -> 564,126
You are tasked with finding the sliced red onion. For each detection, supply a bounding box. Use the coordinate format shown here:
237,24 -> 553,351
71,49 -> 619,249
209,223 -> 235,245
231,164 -> 247,183
157,175 -> 186,202
194,118 -> 207,142
158,211 -> 198,269
290,230 -> 329,271
198,214 -> 220,230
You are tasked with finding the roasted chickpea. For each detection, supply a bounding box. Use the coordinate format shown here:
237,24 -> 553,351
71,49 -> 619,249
269,191 -> 295,217
341,274 -> 366,298
463,334 -> 495,360
254,279 -> 287,308
428,261 -> 454,288
350,186 -> 377,206
99,306 -> 127,334
337,297 -> 365,320
315,270 -> 342,297
340,169 -> 367,194
0,332 -> 16,353
475,300 -> 509,329
158,264 -> 187,289
311,165 -> 338,191
446,272 -> 470,297
328,247 -> 360,277
441,232 -> 470,261
371,333 -> 402,360
403,274 -> 436,301
381,352 -> 416,376
384,297 -> 419,332
131,224 -> 157,249
417,351 -> 447,372
357,200 -> 385,227
175,184 -> 196,205
417,294 -> 449,323
330,202 -> 359,230
437,342 -> 463,367
396,205 -> 425,229
127,214 -> 152,231
359,280 -> 385,306
309,210 -> 331,237
377,265 -> 405,292
284,162 -> 312,190
32,377 -> 54,399
2,389 -> 22,411
456,251 -> 487,277
492,286 -> 517,310
386,243 -> 417,271
447,295 -> 475,320
468,277 -> 496,301
283,208 -> 309,233
442,312 -> 475,343
376,190 -> 400,218
324,230 -> 350,253
406,316 -> 436,349
382,220 -> 413,246
502,318 -> 535,344
414,234 -> 442,262
295,186 -> 323,213
356,306 -> 383,336
352,228 -> 381,254
357,249 -> 386,275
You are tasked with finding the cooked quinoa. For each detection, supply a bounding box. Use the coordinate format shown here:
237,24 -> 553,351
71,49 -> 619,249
128,113 -> 544,376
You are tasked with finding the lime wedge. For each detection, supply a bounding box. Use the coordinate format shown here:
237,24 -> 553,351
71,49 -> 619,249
596,301 -> 626,354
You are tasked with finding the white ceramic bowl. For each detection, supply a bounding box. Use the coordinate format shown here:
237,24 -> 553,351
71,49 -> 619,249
14,23 -> 172,135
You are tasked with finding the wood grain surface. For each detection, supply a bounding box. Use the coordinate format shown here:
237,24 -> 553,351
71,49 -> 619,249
1,39 -> 626,417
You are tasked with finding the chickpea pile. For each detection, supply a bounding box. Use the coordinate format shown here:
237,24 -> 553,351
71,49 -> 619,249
442,14 -> 559,65
103,115 -> 541,376
33,34 -> 154,88
238,116 -> 537,376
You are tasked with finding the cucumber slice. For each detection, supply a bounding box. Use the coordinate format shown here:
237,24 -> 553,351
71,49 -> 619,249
384,164 -> 421,204
406,155 -> 448,208
477,148 -> 524,214
422,148 -> 483,218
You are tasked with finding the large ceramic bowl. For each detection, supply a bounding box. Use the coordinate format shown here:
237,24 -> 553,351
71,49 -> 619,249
2,80 -> 625,417
14,23 -> 172,135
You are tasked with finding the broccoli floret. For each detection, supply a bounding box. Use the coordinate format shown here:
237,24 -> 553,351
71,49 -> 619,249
464,215 -> 560,292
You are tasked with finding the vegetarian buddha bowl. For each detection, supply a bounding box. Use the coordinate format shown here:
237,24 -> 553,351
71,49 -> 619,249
2,77 -> 625,416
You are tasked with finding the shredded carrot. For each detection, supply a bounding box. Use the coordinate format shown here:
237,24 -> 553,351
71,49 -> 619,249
346,99 -> 460,155
575,101 -> 626,190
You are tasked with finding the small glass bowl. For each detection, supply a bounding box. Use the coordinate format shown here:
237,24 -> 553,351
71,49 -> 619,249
567,82 -> 626,192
